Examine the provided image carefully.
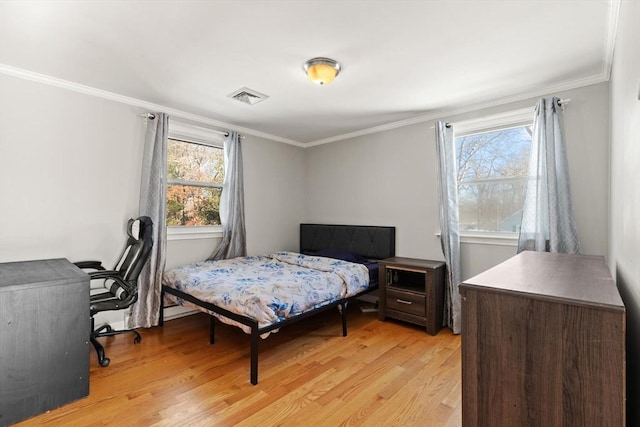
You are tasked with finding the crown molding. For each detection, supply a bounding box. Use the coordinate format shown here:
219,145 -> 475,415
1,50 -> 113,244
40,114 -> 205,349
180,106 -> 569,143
603,0 -> 621,81
306,71 -> 609,147
0,64 -> 305,147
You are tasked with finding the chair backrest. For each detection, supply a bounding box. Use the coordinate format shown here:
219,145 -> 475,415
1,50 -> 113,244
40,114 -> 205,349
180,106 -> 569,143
113,216 -> 154,286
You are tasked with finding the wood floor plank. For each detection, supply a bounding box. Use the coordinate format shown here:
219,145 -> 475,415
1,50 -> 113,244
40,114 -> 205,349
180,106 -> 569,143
13,304 -> 461,426
379,340 -> 461,426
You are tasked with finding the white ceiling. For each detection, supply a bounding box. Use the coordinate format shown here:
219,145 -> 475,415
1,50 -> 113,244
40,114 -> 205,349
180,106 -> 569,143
0,1 -> 618,145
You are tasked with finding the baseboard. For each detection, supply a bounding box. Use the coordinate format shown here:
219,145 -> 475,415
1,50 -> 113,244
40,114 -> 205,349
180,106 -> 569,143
98,318 -> 127,331
162,305 -> 199,322
94,306 -> 199,332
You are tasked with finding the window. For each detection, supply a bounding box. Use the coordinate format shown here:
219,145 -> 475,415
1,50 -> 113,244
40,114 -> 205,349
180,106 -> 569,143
166,138 -> 224,226
454,109 -> 533,234
165,121 -> 226,241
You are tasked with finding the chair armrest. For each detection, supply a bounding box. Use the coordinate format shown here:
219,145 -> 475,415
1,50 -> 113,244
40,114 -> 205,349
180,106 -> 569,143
74,260 -> 106,270
87,270 -> 133,294
88,269 -> 127,283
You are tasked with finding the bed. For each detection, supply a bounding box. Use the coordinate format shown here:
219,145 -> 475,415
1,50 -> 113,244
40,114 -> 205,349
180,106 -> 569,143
160,223 -> 395,384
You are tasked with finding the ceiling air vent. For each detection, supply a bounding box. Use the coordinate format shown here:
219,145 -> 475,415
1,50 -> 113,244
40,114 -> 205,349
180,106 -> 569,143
228,87 -> 269,105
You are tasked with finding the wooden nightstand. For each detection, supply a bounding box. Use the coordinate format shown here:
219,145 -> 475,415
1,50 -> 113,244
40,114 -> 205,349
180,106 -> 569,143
378,257 -> 446,335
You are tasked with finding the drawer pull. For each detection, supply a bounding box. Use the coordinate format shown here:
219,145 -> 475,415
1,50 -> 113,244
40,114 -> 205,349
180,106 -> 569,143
396,299 -> 413,305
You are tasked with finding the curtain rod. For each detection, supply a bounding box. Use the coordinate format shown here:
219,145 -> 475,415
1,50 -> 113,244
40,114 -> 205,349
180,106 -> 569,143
430,98 -> 572,129
140,112 -> 233,137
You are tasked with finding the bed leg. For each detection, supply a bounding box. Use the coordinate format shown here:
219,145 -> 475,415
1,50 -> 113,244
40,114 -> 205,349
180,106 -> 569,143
250,325 -> 259,385
214,315 -> 216,344
341,301 -> 348,337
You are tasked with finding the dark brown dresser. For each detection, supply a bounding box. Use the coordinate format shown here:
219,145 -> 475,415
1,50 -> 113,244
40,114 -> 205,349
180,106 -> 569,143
459,251 -> 625,427
0,258 -> 90,426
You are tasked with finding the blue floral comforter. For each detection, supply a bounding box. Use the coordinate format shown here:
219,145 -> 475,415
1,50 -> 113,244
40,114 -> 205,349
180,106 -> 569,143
163,251 -> 369,335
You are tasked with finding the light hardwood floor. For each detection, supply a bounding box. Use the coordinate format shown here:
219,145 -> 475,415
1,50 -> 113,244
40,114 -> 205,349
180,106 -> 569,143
16,303 -> 461,426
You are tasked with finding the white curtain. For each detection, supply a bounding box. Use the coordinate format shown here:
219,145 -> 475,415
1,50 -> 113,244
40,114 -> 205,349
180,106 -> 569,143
518,97 -> 580,254
209,131 -> 247,260
130,113 -> 168,328
435,121 -> 462,334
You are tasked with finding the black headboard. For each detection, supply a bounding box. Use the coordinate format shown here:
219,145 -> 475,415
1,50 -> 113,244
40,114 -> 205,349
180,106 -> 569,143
300,224 -> 396,260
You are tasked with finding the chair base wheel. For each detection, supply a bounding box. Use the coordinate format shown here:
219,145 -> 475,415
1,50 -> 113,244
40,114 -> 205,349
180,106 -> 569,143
99,357 -> 110,367
134,335 -> 142,344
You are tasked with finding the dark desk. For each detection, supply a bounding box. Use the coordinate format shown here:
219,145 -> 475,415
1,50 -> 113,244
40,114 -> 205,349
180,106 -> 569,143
0,258 -> 89,426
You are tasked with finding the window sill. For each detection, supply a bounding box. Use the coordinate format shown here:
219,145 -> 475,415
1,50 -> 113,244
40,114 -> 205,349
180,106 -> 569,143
167,226 -> 223,241
435,231 -> 518,247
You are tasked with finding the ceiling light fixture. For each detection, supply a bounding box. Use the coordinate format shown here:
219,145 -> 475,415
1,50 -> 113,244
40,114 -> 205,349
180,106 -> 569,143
303,57 -> 341,85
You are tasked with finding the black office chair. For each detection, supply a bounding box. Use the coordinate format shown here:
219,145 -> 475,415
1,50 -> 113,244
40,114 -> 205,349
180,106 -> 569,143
75,216 -> 153,367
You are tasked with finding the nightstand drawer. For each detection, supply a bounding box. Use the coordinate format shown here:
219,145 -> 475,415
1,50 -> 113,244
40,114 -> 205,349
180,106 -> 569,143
386,288 -> 426,317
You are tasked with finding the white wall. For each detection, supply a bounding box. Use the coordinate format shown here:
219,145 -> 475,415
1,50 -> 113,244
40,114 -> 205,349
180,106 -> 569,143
305,123 -> 443,261
0,74 -> 145,264
306,82 -> 610,280
243,135 -> 306,255
609,1 -> 640,422
0,73 -> 306,324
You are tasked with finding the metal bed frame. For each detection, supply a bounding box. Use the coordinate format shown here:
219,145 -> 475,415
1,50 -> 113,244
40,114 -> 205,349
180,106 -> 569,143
160,224 -> 395,385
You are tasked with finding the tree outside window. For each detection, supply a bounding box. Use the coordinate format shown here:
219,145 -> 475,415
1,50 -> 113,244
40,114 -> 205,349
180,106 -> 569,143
166,138 -> 224,226
455,125 -> 532,232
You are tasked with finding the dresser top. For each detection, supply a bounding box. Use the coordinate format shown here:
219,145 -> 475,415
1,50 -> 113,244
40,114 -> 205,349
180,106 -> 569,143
460,251 -> 624,311
0,258 -> 88,291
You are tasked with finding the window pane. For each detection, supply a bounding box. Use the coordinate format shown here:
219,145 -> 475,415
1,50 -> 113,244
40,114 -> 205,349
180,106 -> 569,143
456,126 -> 531,182
167,185 -> 222,226
455,123 -> 532,233
458,180 -> 527,232
167,139 -> 224,185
